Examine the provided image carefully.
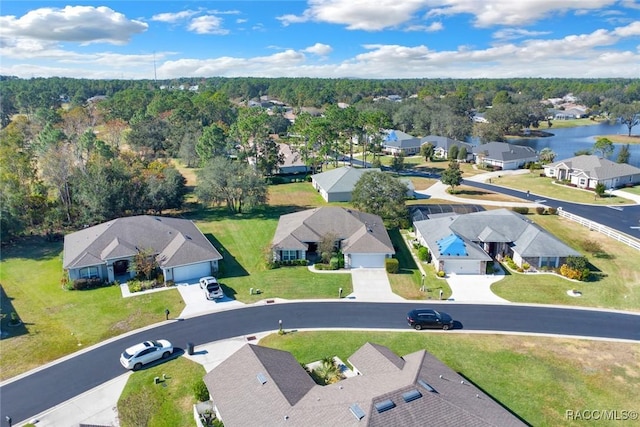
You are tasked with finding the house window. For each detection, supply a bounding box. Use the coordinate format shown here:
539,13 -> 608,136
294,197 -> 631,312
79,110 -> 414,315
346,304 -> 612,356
540,257 -> 556,268
281,250 -> 299,261
80,266 -> 99,279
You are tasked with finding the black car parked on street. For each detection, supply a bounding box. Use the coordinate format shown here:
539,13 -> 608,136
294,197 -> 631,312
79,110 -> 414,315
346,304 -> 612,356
407,309 -> 454,330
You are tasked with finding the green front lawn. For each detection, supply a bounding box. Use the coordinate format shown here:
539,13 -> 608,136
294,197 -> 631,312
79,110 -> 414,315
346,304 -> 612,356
492,213 -> 640,311
117,357 -> 206,427
260,331 -> 640,427
491,171 -> 635,205
0,238 -> 185,380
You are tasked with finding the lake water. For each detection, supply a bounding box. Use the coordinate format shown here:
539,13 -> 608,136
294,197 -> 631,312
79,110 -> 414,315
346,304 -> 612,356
471,122 -> 640,167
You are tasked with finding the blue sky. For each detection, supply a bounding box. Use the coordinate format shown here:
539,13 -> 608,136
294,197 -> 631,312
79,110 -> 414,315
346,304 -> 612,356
1,0 -> 639,80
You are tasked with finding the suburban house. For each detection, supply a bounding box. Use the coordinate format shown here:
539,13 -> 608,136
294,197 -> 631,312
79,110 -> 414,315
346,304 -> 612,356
473,142 -> 539,170
311,166 -> 381,202
203,342 -> 526,426
276,143 -> 310,175
381,130 -> 422,155
413,208 -> 581,274
63,215 -> 222,283
271,206 -> 394,268
543,155 -> 640,189
420,135 -> 474,161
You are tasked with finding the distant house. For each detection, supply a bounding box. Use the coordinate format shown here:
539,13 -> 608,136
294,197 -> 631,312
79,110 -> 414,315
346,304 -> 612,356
543,155 -> 640,189
311,166 -> 380,202
413,208 -> 581,274
63,216 -> 222,283
473,142 -> 539,170
271,206 -> 394,268
381,130 -> 422,155
420,135 -> 474,162
203,342 -> 526,426
275,143 -> 310,175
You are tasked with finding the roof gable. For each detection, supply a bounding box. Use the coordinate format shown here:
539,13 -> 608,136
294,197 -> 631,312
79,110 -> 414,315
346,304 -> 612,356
311,167 -> 380,194
272,207 -> 394,255
63,215 -> 222,269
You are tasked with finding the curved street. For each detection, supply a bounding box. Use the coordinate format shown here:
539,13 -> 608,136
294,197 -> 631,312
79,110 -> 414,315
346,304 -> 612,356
1,301 -> 640,423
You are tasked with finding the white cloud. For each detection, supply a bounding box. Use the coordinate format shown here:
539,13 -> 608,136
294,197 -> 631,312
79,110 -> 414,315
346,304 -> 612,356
0,5 -> 147,45
278,0 -> 621,31
405,22 -> 444,32
151,10 -> 199,23
493,28 -> 551,41
187,15 -> 229,35
425,0 -> 620,28
303,43 -> 333,56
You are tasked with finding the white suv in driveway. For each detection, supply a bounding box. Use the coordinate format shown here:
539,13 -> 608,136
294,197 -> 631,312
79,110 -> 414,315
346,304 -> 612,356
199,276 -> 224,300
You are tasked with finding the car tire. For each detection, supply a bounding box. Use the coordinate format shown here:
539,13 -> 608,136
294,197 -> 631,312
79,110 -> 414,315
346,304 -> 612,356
442,324 -> 450,331
414,324 -> 422,330
162,351 -> 171,359
133,362 -> 142,371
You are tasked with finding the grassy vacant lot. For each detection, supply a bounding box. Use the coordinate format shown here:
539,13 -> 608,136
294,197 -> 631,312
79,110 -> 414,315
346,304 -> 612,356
490,171 -> 635,205
260,331 -> 640,427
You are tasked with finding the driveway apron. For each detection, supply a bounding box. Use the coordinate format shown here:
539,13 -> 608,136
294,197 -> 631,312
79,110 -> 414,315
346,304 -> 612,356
349,268 -> 405,301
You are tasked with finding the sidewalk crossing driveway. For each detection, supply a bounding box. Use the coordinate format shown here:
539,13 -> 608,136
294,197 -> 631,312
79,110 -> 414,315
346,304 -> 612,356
349,268 -> 405,301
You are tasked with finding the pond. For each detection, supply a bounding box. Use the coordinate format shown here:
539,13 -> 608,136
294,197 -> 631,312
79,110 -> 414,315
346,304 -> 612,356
470,122 -> 640,167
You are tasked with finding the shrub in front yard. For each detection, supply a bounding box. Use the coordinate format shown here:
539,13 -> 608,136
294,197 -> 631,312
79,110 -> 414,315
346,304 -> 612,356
385,258 -> 399,274
437,270 -> 445,278
512,207 -> 529,215
71,277 -> 109,291
193,379 -> 210,402
535,207 -> 546,215
548,207 -> 558,215
417,246 -> 430,262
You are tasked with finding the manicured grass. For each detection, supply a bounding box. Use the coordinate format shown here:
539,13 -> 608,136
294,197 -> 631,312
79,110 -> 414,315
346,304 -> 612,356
0,237 -> 185,380
491,213 -> 640,311
259,331 -> 640,427
491,171 -> 635,205
117,357 -> 206,427
451,184 -> 527,202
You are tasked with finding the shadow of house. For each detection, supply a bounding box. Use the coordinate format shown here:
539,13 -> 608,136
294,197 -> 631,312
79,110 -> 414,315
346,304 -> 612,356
203,233 -> 249,280
0,285 -> 28,339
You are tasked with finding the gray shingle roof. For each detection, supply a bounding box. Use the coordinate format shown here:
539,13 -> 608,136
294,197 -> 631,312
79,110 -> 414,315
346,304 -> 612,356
413,215 -> 492,262
63,215 -> 222,269
473,142 -> 538,162
382,129 -> 422,149
272,207 -> 394,255
548,155 -> 640,180
203,342 -> 525,427
311,167 -> 380,194
415,208 -> 580,258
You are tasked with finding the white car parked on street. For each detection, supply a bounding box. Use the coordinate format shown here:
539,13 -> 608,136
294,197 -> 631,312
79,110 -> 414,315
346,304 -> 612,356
120,339 -> 173,370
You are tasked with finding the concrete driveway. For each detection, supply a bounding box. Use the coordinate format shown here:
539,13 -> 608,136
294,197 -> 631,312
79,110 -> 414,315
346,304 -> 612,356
173,279 -> 245,318
445,272 -> 509,303
349,268 -> 405,301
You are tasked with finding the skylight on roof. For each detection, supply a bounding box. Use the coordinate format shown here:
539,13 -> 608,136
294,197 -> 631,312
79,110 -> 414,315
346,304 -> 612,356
418,379 -> 437,393
374,399 -> 396,413
402,389 -> 423,403
349,403 -> 365,420
257,373 -> 267,385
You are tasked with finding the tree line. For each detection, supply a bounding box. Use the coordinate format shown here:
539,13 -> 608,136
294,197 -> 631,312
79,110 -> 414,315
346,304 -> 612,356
2,77 -> 639,242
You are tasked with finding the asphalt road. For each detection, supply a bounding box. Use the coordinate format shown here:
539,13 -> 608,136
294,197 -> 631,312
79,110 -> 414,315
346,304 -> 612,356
2,301 -> 639,422
465,180 -> 640,240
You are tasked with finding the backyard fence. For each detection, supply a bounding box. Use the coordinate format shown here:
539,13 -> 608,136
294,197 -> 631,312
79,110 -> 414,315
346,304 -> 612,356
557,208 -> 640,251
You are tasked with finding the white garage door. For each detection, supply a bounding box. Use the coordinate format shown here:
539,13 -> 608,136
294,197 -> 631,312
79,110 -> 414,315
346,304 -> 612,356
444,259 -> 479,274
350,254 -> 386,268
172,262 -> 212,282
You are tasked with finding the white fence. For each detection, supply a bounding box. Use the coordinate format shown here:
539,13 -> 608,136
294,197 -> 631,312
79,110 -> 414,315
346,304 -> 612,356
558,208 -> 640,251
